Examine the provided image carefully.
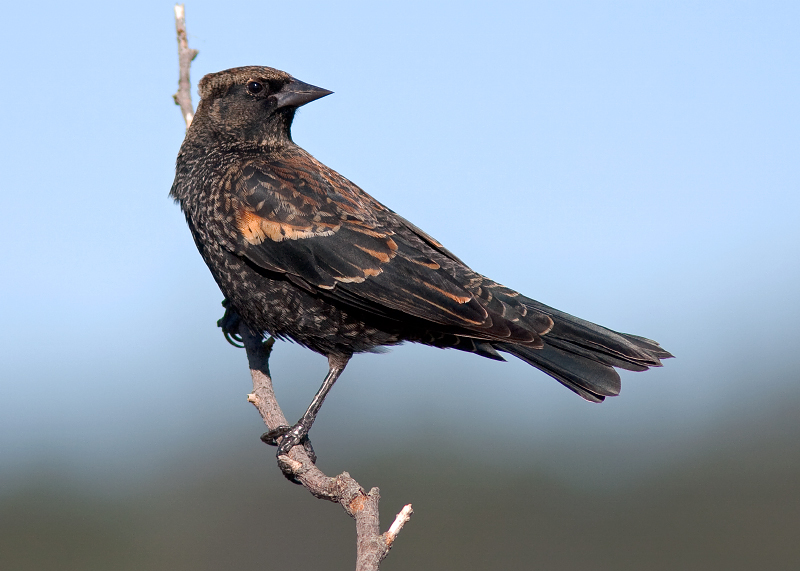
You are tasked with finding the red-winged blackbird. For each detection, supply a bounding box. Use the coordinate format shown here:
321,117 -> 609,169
171,66 -> 672,456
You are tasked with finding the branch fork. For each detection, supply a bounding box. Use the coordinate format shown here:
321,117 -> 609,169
240,327 -> 412,569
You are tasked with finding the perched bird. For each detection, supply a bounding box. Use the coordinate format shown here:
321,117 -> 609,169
171,66 -> 671,457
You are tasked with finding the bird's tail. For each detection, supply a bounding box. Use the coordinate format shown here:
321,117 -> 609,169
496,299 -> 672,402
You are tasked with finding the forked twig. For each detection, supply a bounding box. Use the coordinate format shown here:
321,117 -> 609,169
241,327 -> 412,570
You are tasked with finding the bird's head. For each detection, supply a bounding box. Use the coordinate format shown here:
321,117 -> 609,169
189,66 -> 332,148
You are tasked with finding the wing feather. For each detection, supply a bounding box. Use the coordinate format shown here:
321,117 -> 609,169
216,156 -> 542,344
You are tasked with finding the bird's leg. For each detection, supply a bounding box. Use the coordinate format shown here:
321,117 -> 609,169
262,355 -> 349,459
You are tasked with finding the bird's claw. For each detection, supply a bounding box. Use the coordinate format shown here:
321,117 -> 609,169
217,299 -> 244,348
260,425 -> 290,446
261,424 -> 317,463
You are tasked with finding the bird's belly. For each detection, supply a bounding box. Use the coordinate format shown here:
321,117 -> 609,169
200,239 -> 402,356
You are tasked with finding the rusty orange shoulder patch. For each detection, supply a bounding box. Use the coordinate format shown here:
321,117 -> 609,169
236,208 -> 337,245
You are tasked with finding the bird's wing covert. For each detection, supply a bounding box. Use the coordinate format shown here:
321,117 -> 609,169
220,157 -> 538,343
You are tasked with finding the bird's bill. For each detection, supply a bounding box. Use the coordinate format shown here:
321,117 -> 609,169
273,78 -> 333,109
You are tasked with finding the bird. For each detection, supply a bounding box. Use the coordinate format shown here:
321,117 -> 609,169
170,65 -> 672,458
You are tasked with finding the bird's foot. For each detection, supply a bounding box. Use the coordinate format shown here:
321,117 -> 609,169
217,299 -> 244,348
261,424 -> 317,463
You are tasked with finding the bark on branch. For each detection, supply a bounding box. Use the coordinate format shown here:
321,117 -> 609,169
173,4 -> 198,127
171,6 -> 412,569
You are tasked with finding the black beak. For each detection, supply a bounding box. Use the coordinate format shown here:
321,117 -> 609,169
273,78 -> 333,109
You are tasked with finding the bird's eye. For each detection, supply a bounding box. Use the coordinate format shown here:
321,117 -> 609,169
246,81 -> 264,94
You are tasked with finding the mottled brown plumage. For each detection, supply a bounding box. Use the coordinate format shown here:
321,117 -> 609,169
171,66 -> 672,456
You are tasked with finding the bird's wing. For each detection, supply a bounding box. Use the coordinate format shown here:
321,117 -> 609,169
218,155 -> 543,344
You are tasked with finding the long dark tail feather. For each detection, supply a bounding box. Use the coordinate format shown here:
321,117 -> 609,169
496,299 -> 673,403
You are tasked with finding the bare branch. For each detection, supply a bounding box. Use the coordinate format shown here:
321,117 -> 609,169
173,4 -> 198,127
386,504 -> 414,545
240,327 -> 412,570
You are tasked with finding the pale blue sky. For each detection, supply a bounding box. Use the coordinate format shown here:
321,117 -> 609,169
1,1 -> 798,483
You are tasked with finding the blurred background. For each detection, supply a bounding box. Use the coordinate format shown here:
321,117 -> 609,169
1,1 -> 798,569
